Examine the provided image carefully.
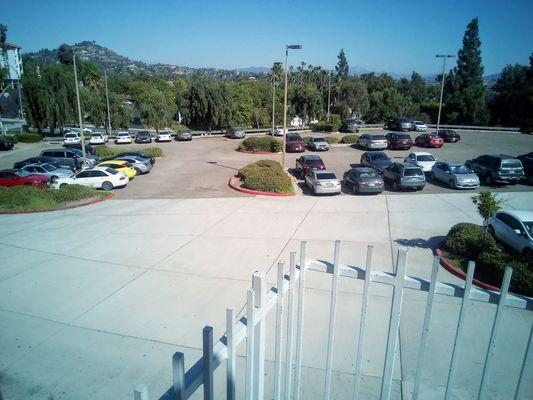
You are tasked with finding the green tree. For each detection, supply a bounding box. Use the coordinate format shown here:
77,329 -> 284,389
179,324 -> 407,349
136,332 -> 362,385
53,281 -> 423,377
333,79 -> 369,118
445,17 -> 489,124
21,63 -> 49,132
366,87 -> 413,122
472,191 -> 502,234
41,63 -> 77,132
409,72 -> 427,104
517,52 -> 533,133
57,44 -> 74,65
137,87 -> 175,132
0,24 -> 7,48
489,64 -> 527,126
289,84 -> 323,122
335,49 -> 349,79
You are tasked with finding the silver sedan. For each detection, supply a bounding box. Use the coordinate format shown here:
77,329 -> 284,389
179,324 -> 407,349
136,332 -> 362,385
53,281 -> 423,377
430,161 -> 480,189
20,163 -> 74,182
115,156 -> 152,174
305,169 -> 341,195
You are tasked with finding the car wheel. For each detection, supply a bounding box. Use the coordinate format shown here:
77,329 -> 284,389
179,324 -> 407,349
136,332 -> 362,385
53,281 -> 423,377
134,167 -> 142,175
51,175 -> 58,181
60,183 -> 68,189
488,225 -> 495,238
449,180 -> 456,189
102,181 -> 113,191
352,183 -> 358,194
392,181 -> 399,191
428,172 -> 435,181
485,173 -> 494,185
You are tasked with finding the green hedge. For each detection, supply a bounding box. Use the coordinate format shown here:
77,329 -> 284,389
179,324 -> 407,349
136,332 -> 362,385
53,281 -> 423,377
94,146 -> 163,159
325,137 -> 339,144
238,136 -> 282,153
443,223 -> 533,296
309,114 -> 341,133
15,132 -> 43,143
238,160 -> 294,194
340,134 -> 359,144
0,185 -> 106,212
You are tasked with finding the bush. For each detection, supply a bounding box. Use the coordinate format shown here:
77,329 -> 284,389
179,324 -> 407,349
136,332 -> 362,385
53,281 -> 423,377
94,145 -> 163,159
1,134 -> 18,144
15,132 -> 43,143
443,223 -> 498,259
140,147 -> 163,158
238,136 -> 282,153
303,136 -> 312,145
310,114 -> 341,133
340,135 -> 359,144
325,137 -> 339,144
237,160 -> 294,194
94,146 -> 117,158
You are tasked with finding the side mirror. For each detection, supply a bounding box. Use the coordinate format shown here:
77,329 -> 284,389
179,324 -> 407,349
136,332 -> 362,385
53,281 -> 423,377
514,229 -> 522,236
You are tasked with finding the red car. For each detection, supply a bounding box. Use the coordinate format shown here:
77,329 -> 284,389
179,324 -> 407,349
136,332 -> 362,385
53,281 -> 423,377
0,169 -> 49,188
385,132 -> 413,150
415,134 -> 444,148
437,129 -> 461,143
286,133 -> 305,153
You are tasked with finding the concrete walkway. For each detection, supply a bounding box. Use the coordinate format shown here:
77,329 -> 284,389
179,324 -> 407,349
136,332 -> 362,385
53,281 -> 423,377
0,192 -> 532,399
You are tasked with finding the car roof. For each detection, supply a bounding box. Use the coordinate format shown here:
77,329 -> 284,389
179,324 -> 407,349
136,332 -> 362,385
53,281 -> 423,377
99,160 -> 127,165
118,131 -> 130,134
485,154 -> 517,160
352,167 -> 376,173
411,151 -> 433,156
403,162 -> 422,169
302,155 -> 322,160
500,210 -> 533,222
315,169 -> 336,175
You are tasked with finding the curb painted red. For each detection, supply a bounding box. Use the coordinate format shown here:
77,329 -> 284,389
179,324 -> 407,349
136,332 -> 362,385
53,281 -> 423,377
236,149 -> 281,155
228,176 -> 295,197
435,246 -> 501,291
0,193 -> 115,215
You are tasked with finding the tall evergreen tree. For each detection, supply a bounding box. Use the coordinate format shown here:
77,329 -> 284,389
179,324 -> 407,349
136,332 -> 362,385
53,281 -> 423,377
335,49 -> 349,79
57,44 -> 74,65
445,17 -> 489,124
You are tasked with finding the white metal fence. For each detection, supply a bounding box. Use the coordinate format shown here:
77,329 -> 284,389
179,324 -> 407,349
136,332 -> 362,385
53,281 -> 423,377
134,241 -> 533,400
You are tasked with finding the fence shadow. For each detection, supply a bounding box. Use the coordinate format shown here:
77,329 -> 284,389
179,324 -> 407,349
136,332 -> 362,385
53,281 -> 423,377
394,236 -> 445,250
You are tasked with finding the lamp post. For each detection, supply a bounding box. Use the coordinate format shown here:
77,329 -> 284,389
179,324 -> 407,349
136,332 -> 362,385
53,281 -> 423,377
0,82 -> 14,135
72,53 -> 87,168
104,70 -> 112,134
271,63 -> 280,135
435,54 -> 455,135
326,70 -> 332,122
282,44 -> 302,170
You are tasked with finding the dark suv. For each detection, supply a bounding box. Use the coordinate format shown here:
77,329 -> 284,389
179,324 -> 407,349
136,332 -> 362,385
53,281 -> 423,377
385,118 -> 411,131
295,155 -> 325,179
517,152 -> 533,185
382,162 -> 426,191
385,132 -> 413,150
135,131 -> 152,144
465,154 -> 524,185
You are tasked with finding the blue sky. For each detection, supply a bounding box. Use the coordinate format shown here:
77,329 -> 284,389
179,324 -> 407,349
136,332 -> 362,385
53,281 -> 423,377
3,0 -> 532,75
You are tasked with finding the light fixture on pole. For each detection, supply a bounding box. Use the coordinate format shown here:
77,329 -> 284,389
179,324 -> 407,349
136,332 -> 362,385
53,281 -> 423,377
326,70 -> 332,122
435,54 -> 455,135
72,52 -> 87,168
282,44 -> 302,170
271,62 -> 281,136
104,70 -> 112,134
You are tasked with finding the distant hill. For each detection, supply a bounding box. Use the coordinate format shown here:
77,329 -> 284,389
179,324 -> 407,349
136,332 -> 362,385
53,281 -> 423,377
423,72 -> 501,86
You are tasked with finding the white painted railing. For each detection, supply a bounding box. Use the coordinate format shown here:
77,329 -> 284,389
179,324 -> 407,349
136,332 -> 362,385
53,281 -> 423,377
135,241 -> 533,400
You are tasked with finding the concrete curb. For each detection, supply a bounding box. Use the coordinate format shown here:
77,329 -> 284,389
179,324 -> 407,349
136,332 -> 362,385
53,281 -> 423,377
0,193 -> 115,215
228,176 -> 295,197
236,149 -> 281,155
435,246 -> 501,292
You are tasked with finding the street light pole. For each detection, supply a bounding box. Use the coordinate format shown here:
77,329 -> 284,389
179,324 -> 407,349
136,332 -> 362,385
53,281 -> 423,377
104,70 -> 112,134
435,54 -> 455,134
271,67 -> 276,135
282,44 -> 302,170
327,70 -> 332,122
72,53 -> 87,168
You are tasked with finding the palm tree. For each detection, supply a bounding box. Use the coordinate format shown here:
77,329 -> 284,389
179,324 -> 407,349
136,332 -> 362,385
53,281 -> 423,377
270,62 -> 283,132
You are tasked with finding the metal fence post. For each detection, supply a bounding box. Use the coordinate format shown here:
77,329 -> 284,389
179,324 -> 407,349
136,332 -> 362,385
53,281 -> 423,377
444,261 -> 476,400
352,245 -> 373,400
478,267 -> 512,399
293,241 -> 307,400
226,308 -> 236,400
284,252 -> 297,400
274,261 -> 285,400
173,352 -> 185,400
324,240 -> 341,400
246,289 -> 256,400
380,248 -> 408,400
203,326 -> 214,400
253,272 -> 266,400
133,384 -> 149,400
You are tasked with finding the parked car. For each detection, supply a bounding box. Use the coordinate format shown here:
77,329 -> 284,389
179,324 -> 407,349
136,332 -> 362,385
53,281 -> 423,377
357,133 -> 388,150
115,151 -> 155,166
517,152 -> 533,185
465,154 -> 524,185
114,156 -> 152,174
134,131 -> 152,144
225,127 -> 246,139
97,160 -> 137,179
385,132 -> 413,150
268,126 -> 285,136
67,126 -> 92,135
415,134 -> 444,148
404,152 -> 437,173
156,130 -> 173,142
340,118 -> 362,133
382,162 -> 426,191
63,132 -> 82,145
14,156 -> 74,171
51,167 -> 129,191
343,167 -> 384,194
307,137 -> 330,151
0,169 -> 49,188
305,170 -> 341,195
0,136 -> 15,151
20,163 -> 74,182
286,133 -> 305,153
411,121 -> 428,132
437,129 -> 461,143
295,155 -> 325,178
115,131 -> 132,144
360,151 -> 392,173
488,211 -> 533,259
385,118 -> 412,131
63,143 -> 96,156
430,161 -> 480,189
176,129 -> 193,141
40,148 -> 96,169
89,133 -> 108,145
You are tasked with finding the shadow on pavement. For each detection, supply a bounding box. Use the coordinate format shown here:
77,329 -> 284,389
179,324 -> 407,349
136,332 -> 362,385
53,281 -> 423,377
394,235 -> 445,250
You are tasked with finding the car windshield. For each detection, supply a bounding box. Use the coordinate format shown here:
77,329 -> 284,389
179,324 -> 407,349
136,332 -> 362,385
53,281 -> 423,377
404,168 -> 424,176
417,155 -> 435,162
138,132 -> 149,137
524,221 -> 533,236
316,173 -> 337,180
370,135 -> 386,141
397,134 -> 410,139
105,168 -> 117,175
65,133 -> 77,138
358,170 -> 379,178
91,134 -> 102,138
314,138 -> 327,143
287,136 -> 302,142
42,164 -> 57,172
415,121 -> 425,125
450,165 -> 472,174
502,160 -> 522,168
371,153 -> 389,161
15,170 -> 32,177
72,149 -> 83,156
307,159 -> 323,166
429,135 -> 440,139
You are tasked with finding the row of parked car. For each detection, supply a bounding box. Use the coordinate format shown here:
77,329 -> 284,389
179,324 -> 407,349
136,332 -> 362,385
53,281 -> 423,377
63,128 -> 194,146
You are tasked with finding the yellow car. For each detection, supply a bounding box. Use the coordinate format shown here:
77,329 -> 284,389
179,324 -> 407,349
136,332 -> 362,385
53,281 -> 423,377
97,160 -> 137,179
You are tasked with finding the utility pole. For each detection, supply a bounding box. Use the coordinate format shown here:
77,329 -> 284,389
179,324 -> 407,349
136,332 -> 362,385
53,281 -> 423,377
326,70 -> 332,122
104,70 -> 112,134
271,67 -> 276,135
435,54 -> 455,134
282,45 -> 302,170
72,53 -> 87,168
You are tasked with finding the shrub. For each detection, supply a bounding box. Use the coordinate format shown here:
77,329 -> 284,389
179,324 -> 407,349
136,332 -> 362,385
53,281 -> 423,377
237,160 -> 294,194
52,184 -> 103,202
238,136 -> 282,153
340,134 -> 359,144
94,146 -> 163,159
310,115 -> 341,133
140,147 -> 163,158
303,136 -> 312,145
15,132 -> 43,143
443,223 -> 498,259
325,137 -> 339,144
94,146 -> 117,158
477,250 -> 533,296
1,134 -> 18,143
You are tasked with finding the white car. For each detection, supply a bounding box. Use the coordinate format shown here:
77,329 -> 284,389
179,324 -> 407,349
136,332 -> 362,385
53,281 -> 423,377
115,131 -> 132,144
305,169 -> 341,195
63,132 -> 81,145
68,126 -> 93,135
156,131 -> 172,142
488,211 -> 533,259
20,163 -> 73,182
89,133 -> 109,145
404,152 -> 437,173
269,126 -> 285,136
51,167 -> 129,191
411,121 -> 428,132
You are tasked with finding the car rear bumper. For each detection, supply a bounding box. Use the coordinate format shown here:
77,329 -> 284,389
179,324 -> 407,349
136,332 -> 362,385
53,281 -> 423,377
357,185 -> 384,193
314,185 -> 341,194
455,182 -> 480,189
287,146 -> 305,152
368,143 -> 388,150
